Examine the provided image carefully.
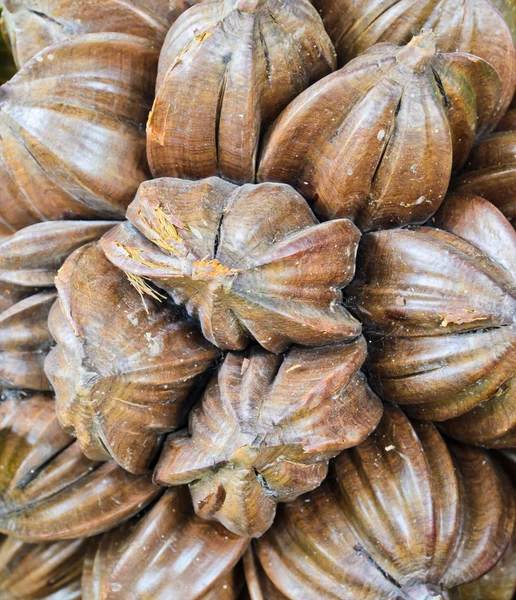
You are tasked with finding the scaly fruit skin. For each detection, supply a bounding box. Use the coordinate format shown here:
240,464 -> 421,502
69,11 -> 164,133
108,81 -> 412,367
0,33 -> 158,236
454,109 -> 516,225
251,405 -> 515,600
347,193 -> 516,448
82,488 -> 248,600
154,339 -> 382,538
258,34 -> 503,231
0,534 -> 88,600
311,0 -> 516,117
0,393 -> 161,541
101,177 -> 362,353
1,0 -> 175,68
45,242 -> 220,474
147,0 -> 336,184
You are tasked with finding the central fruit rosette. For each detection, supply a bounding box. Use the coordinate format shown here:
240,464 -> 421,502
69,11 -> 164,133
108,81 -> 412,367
102,176 -> 363,352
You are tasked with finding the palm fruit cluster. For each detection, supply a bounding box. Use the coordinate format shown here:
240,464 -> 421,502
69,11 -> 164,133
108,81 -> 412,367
0,0 -> 516,599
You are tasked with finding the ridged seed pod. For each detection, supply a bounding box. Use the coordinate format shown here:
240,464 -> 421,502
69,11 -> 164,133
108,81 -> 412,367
258,33 -> 503,231
82,488 -> 248,600
101,177 -> 362,352
448,525 -> 516,600
0,534 -> 88,600
244,549 -> 287,599
0,33 -> 158,236
347,192 -> 516,447
0,221 -> 115,391
147,0 -> 336,183
311,0 -> 516,116
454,109 -> 516,224
0,393 -> 161,541
250,405 -> 515,599
0,221 -> 115,282
0,0 -> 176,68
45,242 -> 220,474
154,339 -> 382,537
0,291 -> 55,390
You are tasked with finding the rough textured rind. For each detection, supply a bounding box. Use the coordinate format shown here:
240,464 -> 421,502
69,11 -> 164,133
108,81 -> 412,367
347,192 -> 516,447
252,406 -> 515,599
0,393 -> 161,541
101,177 -> 362,353
311,0 -> 516,118
258,34 -> 503,231
82,488 -> 248,600
45,242 -> 220,474
0,291 -> 55,390
147,0 -> 336,183
0,33 -> 158,236
454,109 -> 516,225
154,339 -> 383,538
1,0 -> 175,67
0,533 -> 88,600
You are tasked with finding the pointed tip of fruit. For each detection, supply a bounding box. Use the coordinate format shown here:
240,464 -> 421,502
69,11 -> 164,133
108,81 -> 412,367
397,30 -> 437,73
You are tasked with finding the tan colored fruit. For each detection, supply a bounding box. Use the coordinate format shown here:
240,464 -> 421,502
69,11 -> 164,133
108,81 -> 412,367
45,242 -> 220,474
147,0 -> 336,183
0,33 -> 158,235
154,339 -> 382,538
0,393 -> 161,541
311,0 -> 516,116
251,406 -> 515,599
258,33 -> 503,231
1,0 -> 175,67
102,177 -> 363,352
347,193 -> 516,447
82,488 -> 248,600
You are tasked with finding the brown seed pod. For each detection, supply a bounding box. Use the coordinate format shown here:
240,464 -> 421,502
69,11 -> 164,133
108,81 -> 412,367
448,523 -> 516,600
0,393 -> 161,541
1,0 -> 176,68
82,488 -> 248,600
0,291 -> 55,391
251,405 -> 515,599
0,221 -> 116,286
0,33 -> 158,236
0,533 -> 88,600
258,33 -> 503,231
347,192 -> 516,447
454,109 -> 516,225
244,508 -> 516,600
101,177 -> 362,353
311,0 -> 516,117
44,242 -> 220,474
244,548 -> 288,600
154,339 -> 383,538
147,0 -> 336,184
